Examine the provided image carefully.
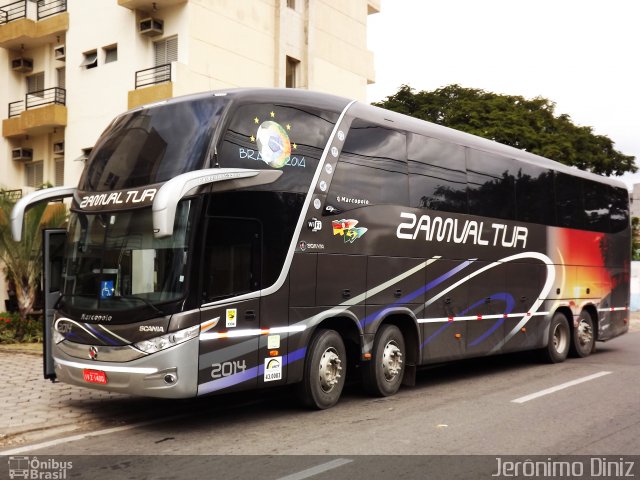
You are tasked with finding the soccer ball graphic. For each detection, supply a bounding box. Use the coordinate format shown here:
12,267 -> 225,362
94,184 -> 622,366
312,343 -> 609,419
256,121 -> 291,168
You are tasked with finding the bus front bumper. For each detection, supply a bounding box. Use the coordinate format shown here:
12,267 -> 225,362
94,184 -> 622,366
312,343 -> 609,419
52,337 -> 199,399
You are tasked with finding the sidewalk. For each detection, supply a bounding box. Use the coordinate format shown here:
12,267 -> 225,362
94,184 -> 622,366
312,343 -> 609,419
1,350 -> 133,449
2,312 -> 639,450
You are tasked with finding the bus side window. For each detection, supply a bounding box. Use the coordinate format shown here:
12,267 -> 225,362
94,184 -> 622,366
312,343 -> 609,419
327,119 -> 408,211
407,134 -> 467,213
583,180 -> 611,232
466,149 -> 516,221
555,173 -> 585,229
514,164 -> 555,225
609,185 -> 630,233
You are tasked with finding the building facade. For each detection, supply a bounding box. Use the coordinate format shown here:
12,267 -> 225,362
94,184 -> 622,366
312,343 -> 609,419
0,0 -> 379,309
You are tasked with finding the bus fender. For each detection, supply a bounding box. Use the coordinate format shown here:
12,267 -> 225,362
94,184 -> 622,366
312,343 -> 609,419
287,308 -> 364,384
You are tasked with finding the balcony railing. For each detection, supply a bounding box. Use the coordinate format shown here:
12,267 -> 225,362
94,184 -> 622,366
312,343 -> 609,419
37,0 -> 66,20
8,99 -> 24,118
0,189 -> 22,201
135,64 -> 171,89
8,87 -> 66,118
0,0 -> 26,25
0,0 -> 66,24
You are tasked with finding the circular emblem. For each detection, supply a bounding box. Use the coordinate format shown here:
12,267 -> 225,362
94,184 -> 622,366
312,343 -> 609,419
313,198 -> 321,210
337,130 -> 345,141
319,180 -> 327,192
89,346 -> 98,361
325,164 -> 333,174
298,241 -> 307,251
256,121 -> 291,168
331,146 -> 339,157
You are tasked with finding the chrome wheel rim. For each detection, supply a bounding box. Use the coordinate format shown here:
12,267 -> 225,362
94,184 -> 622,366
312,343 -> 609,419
382,340 -> 403,382
319,347 -> 342,393
577,319 -> 593,347
553,323 -> 568,353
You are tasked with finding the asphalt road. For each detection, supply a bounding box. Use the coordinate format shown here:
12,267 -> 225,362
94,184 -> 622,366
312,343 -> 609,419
3,329 -> 639,479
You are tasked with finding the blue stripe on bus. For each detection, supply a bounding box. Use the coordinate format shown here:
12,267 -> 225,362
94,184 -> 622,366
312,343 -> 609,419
360,259 -> 474,328
197,347 -> 307,395
420,292 -> 515,349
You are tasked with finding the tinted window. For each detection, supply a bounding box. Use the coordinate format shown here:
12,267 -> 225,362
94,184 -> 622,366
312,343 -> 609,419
583,180 -> 611,231
408,134 -> 467,213
466,149 -> 516,220
515,164 -> 555,225
205,191 -> 304,295
609,185 -> 630,233
81,97 -> 227,191
326,120 -> 408,211
555,173 -> 584,229
219,103 -> 338,193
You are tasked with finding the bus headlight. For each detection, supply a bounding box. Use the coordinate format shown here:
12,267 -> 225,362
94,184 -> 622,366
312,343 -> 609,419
134,325 -> 199,354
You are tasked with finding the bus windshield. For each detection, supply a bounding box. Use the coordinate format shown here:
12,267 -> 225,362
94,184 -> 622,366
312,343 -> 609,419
79,96 -> 227,192
60,201 -> 193,316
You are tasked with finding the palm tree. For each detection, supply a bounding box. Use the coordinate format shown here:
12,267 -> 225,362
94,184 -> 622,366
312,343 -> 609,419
0,188 -> 67,340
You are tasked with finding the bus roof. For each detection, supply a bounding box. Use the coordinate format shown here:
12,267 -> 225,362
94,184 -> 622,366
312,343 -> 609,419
130,88 -> 627,191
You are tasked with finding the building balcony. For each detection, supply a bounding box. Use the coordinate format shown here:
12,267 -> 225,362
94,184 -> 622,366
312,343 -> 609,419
0,0 -> 68,50
3,87 -> 67,138
117,0 -> 186,10
128,63 -> 173,109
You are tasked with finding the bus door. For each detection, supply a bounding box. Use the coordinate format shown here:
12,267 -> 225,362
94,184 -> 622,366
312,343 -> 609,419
42,228 -> 66,380
197,217 -> 262,394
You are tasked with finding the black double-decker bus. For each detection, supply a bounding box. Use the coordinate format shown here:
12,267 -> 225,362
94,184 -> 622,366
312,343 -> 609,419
12,88 -> 630,409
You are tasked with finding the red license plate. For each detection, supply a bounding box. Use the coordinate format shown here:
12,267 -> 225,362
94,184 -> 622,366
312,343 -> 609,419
83,369 -> 108,385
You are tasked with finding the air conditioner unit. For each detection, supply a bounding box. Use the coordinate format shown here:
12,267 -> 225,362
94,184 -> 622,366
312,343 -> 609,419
139,17 -> 163,36
53,141 -> 64,155
12,148 -> 33,162
54,45 -> 65,61
11,57 -> 33,73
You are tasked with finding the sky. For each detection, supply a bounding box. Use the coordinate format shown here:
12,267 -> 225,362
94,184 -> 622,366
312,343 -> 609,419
366,0 -> 640,189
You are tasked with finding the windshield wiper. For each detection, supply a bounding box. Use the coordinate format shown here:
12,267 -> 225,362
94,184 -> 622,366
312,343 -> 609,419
116,295 -> 164,315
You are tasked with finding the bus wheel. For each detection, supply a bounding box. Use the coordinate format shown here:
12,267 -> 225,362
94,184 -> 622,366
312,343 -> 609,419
297,329 -> 346,410
570,310 -> 595,358
540,313 -> 570,363
363,324 -> 405,397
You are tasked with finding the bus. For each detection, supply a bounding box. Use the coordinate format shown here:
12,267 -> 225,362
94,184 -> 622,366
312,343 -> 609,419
12,88 -> 630,409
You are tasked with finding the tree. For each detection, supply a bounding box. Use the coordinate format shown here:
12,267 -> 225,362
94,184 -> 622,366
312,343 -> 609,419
374,84 -> 636,176
633,217 -> 640,261
0,189 -> 66,340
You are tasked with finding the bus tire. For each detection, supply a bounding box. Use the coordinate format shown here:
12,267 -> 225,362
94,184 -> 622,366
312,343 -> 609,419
540,313 -> 570,363
297,329 -> 346,410
570,310 -> 595,358
363,324 -> 405,397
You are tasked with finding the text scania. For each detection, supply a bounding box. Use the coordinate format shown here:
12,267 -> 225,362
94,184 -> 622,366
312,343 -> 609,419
396,212 -> 528,249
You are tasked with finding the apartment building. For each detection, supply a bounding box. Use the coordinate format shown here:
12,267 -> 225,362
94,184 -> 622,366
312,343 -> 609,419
0,0 -> 379,307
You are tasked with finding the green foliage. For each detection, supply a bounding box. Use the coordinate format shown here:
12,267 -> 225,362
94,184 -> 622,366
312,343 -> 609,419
0,187 -> 67,339
374,84 -> 636,176
0,311 -> 42,343
632,217 -> 640,261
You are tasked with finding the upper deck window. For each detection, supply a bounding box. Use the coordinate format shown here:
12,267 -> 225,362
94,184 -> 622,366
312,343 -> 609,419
218,102 -> 338,194
327,119 -> 408,212
79,97 -> 227,192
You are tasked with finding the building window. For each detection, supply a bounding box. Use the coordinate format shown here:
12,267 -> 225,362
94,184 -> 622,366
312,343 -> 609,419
55,158 -> 64,186
81,50 -> 98,69
104,44 -> 118,64
25,161 -> 44,188
287,0 -> 296,8
154,36 -> 178,66
57,67 -> 65,89
286,56 -> 299,88
26,72 -> 44,94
